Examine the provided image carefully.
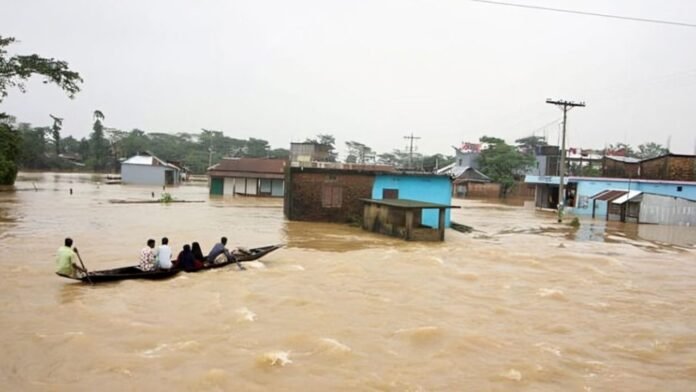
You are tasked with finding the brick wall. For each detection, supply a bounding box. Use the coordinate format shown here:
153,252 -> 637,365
639,155 -> 696,181
639,156 -> 667,180
285,169 -> 375,223
602,158 -> 639,178
666,156 -> 696,181
466,183 -> 502,198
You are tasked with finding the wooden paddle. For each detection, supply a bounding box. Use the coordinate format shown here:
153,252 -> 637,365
74,248 -> 94,285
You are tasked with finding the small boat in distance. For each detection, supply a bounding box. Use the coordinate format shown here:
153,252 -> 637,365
58,244 -> 283,283
105,174 -> 122,184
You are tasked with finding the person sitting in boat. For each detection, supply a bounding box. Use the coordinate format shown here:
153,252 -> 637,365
55,238 -> 86,279
138,239 -> 157,271
207,237 -> 245,271
191,242 -> 206,270
156,237 -> 173,270
176,244 -> 197,271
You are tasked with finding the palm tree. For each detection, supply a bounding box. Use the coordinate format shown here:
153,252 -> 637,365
49,114 -> 63,155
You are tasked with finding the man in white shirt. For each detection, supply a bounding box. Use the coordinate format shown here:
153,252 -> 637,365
157,237 -> 173,270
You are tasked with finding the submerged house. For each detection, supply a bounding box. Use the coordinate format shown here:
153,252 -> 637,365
284,166 -> 456,240
208,158 -> 286,196
525,175 -> 696,225
364,173 -> 457,241
525,150 -> 696,225
436,145 -> 490,197
284,165 -> 387,222
121,153 -> 181,186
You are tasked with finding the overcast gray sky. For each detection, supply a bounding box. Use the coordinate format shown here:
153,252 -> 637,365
2,0 -> 696,157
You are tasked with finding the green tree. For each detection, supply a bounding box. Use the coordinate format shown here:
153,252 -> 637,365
49,114 -> 63,155
635,142 -> 669,159
345,141 -> 374,164
422,153 -> 455,172
515,135 -> 547,155
244,138 -> 270,157
88,110 -> 109,171
305,134 -> 337,162
268,148 -> 289,159
116,129 -> 150,158
61,135 -> 81,155
0,36 -> 82,184
0,118 -> 21,184
0,36 -> 82,104
16,123 -> 49,169
478,136 -> 534,196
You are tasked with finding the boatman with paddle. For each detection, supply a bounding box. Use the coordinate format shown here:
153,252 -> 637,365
55,238 -> 87,279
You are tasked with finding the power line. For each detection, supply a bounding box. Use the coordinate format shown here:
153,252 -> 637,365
469,0 -> 696,28
404,133 -> 421,170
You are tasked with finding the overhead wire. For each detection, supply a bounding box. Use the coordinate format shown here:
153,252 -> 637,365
468,0 -> 696,28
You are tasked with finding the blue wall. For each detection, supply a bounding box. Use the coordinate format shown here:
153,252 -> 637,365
372,175 -> 453,228
570,178 -> 696,216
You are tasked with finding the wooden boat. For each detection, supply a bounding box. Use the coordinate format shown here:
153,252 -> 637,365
186,244 -> 283,272
58,266 -> 181,283
58,244 -> 283,283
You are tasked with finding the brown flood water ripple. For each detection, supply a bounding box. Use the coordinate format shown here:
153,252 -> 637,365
1,173 -> 695,391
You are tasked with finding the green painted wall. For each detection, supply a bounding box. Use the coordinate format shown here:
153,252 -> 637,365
210,177 -> 224,195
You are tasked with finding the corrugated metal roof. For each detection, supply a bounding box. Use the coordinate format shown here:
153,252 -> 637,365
123,155 -> 154,165
591,190 -> 628,201
612,190 -> 642,205
605,156 -> 640,163
210,158 -> 287,174
360,198 -> 459,209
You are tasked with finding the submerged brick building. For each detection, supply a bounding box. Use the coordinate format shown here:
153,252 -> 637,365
284,164 -> 454,229
284,167 -> 379,223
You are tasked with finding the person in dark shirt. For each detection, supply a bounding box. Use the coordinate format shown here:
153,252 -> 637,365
176,244 -> 196,271
207,237 -> 245,270
191,242 -> 205,270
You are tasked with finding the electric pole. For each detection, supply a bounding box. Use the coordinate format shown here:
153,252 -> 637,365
202,128 -> 215,168
545,99 -> 586,223
404,133 -> 421,170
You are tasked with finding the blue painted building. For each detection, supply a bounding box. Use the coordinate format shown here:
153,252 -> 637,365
526,175 -> 696,219
372,174 -> 453,228
571,177 -> 696,218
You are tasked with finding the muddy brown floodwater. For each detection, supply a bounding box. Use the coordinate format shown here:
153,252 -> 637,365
1,173 -> 695,391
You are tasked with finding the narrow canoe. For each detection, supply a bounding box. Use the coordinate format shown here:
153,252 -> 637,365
58,244 -> 283,283
58,266 -> 181,283
185,244 -> 283,272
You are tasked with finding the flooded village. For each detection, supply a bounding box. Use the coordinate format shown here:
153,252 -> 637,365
2,1 -> 696,391
1,140 -> 696,390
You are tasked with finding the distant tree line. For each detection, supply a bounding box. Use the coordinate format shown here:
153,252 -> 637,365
6,114 -> 291,175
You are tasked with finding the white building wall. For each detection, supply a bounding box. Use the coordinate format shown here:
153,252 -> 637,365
245,178 -> 258,195
223,178 -> 235,195
121,164 -> 168,185
639,194 -> 696,226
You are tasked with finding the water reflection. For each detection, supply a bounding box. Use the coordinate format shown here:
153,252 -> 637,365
566,218 -> 696,250
283,221 -> 404,252
58,282 -> 88,304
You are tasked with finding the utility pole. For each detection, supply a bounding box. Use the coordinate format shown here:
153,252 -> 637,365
545,99 -> 586,223
403,133 -> 421,170
202,128 -> 215,168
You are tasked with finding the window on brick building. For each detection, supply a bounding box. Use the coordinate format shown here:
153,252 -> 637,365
383,188 -> 399,199
322,184 -> 343,208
